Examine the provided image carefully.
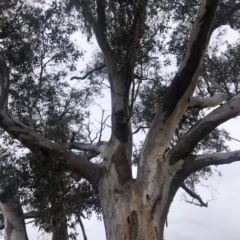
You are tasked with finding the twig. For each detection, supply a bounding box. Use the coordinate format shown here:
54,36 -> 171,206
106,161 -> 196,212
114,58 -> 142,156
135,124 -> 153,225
70,65 -> 106,80
229,136 -> 240,143
132,126 -> 149,135
180,183 -> 208,207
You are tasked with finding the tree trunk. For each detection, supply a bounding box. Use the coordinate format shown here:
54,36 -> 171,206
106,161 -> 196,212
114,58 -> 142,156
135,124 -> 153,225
51,216 -> 69,240
0,195 -> 28,240
98,154 -> 182,240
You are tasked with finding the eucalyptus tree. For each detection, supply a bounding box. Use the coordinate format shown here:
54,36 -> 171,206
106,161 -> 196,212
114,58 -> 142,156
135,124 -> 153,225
1,0 -> 240,240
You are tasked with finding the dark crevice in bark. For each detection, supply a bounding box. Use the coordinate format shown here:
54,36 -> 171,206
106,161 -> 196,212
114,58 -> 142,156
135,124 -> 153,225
150,184 -> 164,220
128,210 -> 138,240
162,1 -> 219,121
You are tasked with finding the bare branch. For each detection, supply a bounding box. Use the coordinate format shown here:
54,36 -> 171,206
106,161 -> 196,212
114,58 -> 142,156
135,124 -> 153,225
93,0 -> 118,78
180,183 -> 208,207
229,137 -> 240,143
26,85 -> 34,129
132,126 -> 149,135
70,65 -> 106,80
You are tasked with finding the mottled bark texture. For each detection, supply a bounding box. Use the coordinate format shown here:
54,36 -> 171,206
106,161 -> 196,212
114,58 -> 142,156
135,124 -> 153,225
2,0 -> 240,240
0,194 -> 28,240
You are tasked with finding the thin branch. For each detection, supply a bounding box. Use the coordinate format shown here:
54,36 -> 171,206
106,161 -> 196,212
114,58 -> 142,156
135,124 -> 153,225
25,220 -> 35,225
229,137 -> 240,143
203,75 -> 227,94
132,126 -> 149,135
70,65 -> 106,80
78,215 -> 87,240
96,108 -> 110,142
180,183 -> 208,207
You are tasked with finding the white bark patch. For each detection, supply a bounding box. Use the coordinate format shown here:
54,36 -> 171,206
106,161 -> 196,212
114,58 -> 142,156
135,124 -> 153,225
169,159 -> 184,175
0,195 -> 28,240
189,93 -> 230,108
194,151 -> 240,162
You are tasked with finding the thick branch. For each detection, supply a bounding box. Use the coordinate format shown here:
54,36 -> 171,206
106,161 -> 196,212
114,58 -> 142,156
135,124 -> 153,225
185,150 -> 240,174
94,0 -> 118,79
189,93 -> 230,109
0,56 -> 101,185
141,0 -> 220,164
0,211 -> 38,231
162,0 -> 219,118
169,94 -> 240,164
0,110 -> 101,185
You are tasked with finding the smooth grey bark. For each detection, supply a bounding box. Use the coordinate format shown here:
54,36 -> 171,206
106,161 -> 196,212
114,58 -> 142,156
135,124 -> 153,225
0,194 -> 28,240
